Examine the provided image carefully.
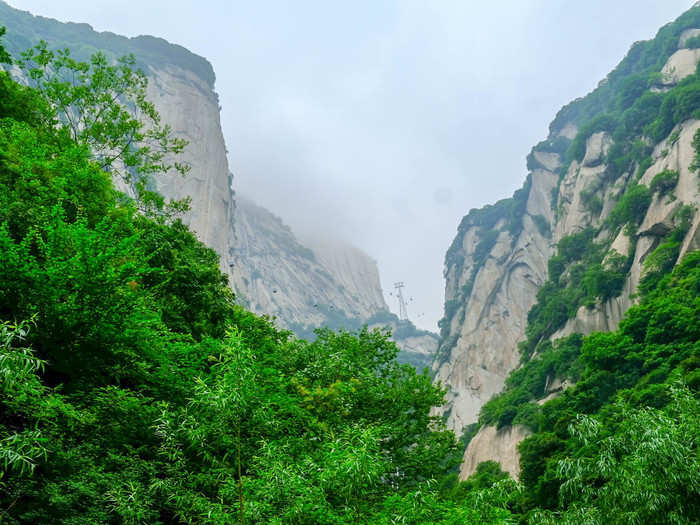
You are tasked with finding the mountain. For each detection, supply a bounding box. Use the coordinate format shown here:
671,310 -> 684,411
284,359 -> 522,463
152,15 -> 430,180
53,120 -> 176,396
0,1 -> 437,368
435,5 -> 700,479
0,1 -> 236,280
232,195 -> 438,368
2,2 -> 698,521
231,195 -> 385,334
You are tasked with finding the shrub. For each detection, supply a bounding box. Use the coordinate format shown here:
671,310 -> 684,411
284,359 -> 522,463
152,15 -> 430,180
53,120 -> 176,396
609,184 -> 651,229
580,187 -> 604,215
684,34 -> 700,48
650,169 -> 680,196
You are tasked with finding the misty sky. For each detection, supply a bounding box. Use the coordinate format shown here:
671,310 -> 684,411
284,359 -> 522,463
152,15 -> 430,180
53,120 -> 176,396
7,0 -> 696,330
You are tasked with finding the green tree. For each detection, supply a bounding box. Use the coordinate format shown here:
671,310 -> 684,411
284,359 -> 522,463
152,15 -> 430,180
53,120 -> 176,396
17,41 -> 190,216
532,385 -> 700,524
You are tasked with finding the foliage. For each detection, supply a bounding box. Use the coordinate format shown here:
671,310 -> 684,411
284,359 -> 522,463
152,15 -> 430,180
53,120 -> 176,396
527,136 -> 569,171
16,42 -> 190,217
514,252 -> 700,516
638,204 -> 695,294
520,229 -> 630,359
480,335 -> 584,429
683,34 -> 700,49
532,386 -> 700,524
649,168 -> 680,196
567,114 -> 617,162
531,214 -> 551,237
0,2 -> 216,86
580,186 -> 604,216
549,5 -> 700,135
608,183 -> 651,231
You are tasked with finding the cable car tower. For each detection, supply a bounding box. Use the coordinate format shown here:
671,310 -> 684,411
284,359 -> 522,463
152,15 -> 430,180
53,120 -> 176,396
394,282 -> 408,321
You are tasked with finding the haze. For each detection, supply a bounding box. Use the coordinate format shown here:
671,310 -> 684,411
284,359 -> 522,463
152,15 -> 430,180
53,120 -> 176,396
7,0 -> 695,330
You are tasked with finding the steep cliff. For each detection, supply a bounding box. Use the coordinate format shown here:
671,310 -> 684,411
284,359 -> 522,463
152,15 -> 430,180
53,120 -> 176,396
0,2 -> 436,369
232,195 -> 438,368
437,3 -> 700,470
231,195 -> 385,333
0,1 -> 236,280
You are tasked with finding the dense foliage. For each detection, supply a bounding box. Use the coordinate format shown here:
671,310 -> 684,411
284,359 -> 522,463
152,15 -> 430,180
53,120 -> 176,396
549,6 -> 700,135
518,228 -> 632,359
4,1 -> 700,520
519,252 -> 700,521
0,37 -> 521,523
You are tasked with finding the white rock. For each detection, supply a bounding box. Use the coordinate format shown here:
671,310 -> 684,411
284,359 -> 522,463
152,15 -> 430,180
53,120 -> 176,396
661,48 -> 700,84
460,425 -> 532,481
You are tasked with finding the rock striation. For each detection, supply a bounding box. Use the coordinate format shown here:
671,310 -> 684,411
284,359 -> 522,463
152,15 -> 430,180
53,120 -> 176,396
230,195 -> 385,333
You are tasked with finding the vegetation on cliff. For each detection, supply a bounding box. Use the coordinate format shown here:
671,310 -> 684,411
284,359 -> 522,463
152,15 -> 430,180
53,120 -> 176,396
3,0 -> 700,521
438,4 -> 700,523
0,2 -> 215,86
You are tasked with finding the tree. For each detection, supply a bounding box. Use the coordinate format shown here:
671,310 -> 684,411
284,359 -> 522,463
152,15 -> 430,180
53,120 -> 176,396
532,385 -> 700,525
17,41 -> 190,216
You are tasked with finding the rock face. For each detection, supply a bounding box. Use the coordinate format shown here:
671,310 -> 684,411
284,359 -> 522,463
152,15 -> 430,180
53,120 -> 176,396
438,14 -> 700,478
232,195 -> 438,367
460,425 -> 532,481
144,68 -> 234,276
434,168 -> 558,433
661,48 -> 700,84
231,195 -> 385,333
0,1 -> 236,281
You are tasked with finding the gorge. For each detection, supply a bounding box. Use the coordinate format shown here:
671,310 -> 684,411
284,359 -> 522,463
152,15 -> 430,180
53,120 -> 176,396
1,1 -> 699,522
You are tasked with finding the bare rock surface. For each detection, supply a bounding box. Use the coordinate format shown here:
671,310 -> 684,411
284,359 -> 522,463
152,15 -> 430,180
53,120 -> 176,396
661,48 -> 700,84
460,425 -> 532,481
231,196 -> 438,366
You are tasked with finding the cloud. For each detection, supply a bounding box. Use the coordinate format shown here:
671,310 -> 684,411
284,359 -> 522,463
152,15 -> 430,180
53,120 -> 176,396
9,0 -> 696,330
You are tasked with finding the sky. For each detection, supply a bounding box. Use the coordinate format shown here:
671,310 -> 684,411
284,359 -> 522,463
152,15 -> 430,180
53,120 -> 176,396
7,0 -> 696,330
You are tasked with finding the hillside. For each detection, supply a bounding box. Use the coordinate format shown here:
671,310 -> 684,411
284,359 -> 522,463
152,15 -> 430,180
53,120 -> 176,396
0,1 -> 437,370
435,1 -> 700,492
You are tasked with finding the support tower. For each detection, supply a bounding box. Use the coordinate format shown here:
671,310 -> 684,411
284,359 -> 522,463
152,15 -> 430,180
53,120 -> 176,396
394,282 -> 408,321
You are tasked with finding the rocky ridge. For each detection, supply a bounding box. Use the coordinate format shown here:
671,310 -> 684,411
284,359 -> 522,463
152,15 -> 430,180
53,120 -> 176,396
435,9 -> 700,479
232,196 -> 438,367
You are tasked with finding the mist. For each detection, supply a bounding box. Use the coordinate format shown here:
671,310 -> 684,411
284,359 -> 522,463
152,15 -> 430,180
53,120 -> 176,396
7,0 -> 695,330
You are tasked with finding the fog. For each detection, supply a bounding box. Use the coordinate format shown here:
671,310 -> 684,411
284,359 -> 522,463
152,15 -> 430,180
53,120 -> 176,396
9,0 -> 695,330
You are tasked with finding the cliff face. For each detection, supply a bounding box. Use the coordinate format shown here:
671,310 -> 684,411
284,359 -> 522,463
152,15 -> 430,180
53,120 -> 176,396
143,67 -> 234,276
434,170 -> 557,433
437,5 -> 700,457
0,1 -> 236,281
232,195 -> 438,368
231,196 -> 385,333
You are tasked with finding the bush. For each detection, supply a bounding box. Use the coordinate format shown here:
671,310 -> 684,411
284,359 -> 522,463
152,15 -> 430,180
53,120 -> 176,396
580,187 -> 604,215
650,169 -> 680,196
684,34 -> 700,48
609,184 -> 651,229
